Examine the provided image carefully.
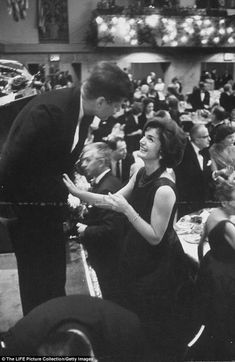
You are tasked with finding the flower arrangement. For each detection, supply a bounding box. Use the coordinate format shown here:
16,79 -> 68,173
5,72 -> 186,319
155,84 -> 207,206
66,173 -> 90,235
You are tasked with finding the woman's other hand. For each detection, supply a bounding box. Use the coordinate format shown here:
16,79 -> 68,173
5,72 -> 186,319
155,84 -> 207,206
107,193 -> 129,214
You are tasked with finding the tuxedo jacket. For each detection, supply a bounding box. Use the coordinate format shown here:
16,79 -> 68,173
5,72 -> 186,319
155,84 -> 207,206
92,116 -> 116,142
174,140 -> 214,215
124,113 -> 142,153
119,153 -> 135,184
219,92 -> 232,113
190,88 -> 210,111
83,171 -> 123,269
0,87 -> 93,209
2,295 -> 144,361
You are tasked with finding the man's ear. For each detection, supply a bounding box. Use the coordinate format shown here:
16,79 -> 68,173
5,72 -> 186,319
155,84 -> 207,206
221,200 -> 226,208
98,157 -> 105,169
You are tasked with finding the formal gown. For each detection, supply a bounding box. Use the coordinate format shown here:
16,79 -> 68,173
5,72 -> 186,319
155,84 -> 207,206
116,167 -> 198,357
196,220 -> 235,360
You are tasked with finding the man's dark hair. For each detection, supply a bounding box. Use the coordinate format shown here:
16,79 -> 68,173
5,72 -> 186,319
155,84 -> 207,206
212,106 -> 227,122
83,61 -> 133,102
106,136 -> 125,151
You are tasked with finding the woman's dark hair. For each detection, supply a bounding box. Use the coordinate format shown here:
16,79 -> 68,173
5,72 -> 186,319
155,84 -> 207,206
154,109 -> 171,121
141,97 -> 154,113
143,118 -> 187,168
214,124 -> 235,143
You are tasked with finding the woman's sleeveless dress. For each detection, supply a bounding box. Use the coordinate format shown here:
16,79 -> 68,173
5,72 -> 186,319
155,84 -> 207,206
117,167 -> 198,351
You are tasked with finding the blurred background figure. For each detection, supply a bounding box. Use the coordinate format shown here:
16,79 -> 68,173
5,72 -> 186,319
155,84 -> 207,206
107,137 -> 135,185
189,81 -> 210,111
139,98 -> 155,130
125,101 -> 143,154
209,124 -> 235,173
174,124 -> 214,218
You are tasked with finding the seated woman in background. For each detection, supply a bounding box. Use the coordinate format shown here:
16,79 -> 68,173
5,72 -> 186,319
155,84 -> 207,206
209,123 -> 235,173
196,179 -> 235,361
63,118 -> 199,361
138,98 -> 155,130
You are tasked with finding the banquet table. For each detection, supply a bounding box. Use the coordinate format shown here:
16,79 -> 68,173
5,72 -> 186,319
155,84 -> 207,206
174,209 -> 211,263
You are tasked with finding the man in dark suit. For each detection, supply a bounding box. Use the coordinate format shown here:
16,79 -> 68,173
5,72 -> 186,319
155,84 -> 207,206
219,83 -> 233,114
124,101 -> 143,154
1,295 -> 146,361
0,61 -> 132,315
75,142 -> 123,299
189,82 -> 210,111
174,124 -> 214,218
107,137 -> 135,184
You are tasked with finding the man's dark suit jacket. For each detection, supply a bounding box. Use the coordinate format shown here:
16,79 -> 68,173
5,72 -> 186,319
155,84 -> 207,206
174,140 -> 214,217
119,153 -> 135,184
125,113 -> 142,153
190,88 -> 210,111
2,295 -> 145,361
82,171 -> 123,297
0,87 -> 93,219
219,92 -> 232,113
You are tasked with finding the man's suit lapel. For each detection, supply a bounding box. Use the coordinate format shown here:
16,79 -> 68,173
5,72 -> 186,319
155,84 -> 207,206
189,142 -> 202,171
70,115 -> 94,163
92,171 -> 111,193
66,87 -> 81,151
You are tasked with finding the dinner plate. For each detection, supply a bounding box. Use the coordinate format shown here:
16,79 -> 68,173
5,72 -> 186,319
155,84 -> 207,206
181,233 -> 201,244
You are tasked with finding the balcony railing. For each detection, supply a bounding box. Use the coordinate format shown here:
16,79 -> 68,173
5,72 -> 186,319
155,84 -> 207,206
89,7 -> 235,48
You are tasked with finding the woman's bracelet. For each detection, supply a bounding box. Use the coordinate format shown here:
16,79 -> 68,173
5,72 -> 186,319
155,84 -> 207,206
129,213 -> 140,223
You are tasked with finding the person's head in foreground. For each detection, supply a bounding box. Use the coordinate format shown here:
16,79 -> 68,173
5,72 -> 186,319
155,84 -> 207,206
37,321 -> 97,360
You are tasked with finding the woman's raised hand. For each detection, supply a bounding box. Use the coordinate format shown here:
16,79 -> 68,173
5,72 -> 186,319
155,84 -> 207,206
63,174 -> 79,196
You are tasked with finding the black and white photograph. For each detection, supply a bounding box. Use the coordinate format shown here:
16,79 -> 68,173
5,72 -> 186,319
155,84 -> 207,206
0,0 -> 235,361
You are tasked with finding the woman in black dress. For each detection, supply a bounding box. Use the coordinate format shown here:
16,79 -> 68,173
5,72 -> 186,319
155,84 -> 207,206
63,118 -> 198,360
196,179 -> 235,361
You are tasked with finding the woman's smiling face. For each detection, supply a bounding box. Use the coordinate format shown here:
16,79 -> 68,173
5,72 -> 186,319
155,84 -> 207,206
139,127 -> 161,161
222,133 -> 235,147
145,102 -> 154,114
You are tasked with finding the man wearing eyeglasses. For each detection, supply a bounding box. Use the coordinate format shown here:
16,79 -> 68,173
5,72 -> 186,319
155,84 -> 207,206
75,142 -> 123,300
175,124 -> 215,217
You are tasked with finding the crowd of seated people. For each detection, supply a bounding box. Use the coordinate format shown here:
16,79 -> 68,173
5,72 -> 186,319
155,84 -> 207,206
81,68 -> 235,216
33,66 -> 74,93
2,66 -> 235,361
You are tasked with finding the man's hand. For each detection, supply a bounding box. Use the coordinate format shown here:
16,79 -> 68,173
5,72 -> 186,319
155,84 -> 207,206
76,222 -> 87,237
